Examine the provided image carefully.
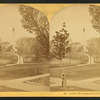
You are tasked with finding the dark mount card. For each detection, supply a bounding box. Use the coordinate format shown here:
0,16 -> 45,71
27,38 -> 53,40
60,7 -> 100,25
0,0 -> 99,3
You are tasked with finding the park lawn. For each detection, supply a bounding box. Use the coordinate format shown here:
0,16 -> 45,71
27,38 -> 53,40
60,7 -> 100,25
0,59 -> 12,66
50,59 -> 87,69
50,63 -> 100,81
24,76 -> 49,86
0,86 -> 26,92
0,63 -> 49,80
50,86 -> 95,91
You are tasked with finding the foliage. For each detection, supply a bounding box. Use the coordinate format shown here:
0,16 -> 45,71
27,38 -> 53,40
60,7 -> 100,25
19,5 -> 49,61
16,37 -> 45,62
87,37 -> 100,56
16,37 -> 36,54
69,42 -> 83,53
51,22 -> 71,60
0,42 -> 12,53
89,5 -> 100,33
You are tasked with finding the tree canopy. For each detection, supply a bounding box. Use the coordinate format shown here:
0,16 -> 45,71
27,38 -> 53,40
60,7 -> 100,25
51,22 -> 71,60
87,37 -> 100,56
16,37 -> 36,56
19,5 -> 49,61
0,42 -> 12,53
69,42 -> 83,53
89,5 -> 100,33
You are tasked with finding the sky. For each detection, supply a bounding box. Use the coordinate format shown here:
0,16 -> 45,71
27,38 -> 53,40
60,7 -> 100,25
0,4 -> 76,22
0,5 -> 36,43
50,4 -> 100,44
0,4 -> 100,45
0,4 -> 73,44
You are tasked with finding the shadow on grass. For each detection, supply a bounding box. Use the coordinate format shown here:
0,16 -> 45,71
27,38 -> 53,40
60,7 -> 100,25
50,86 -> 95,91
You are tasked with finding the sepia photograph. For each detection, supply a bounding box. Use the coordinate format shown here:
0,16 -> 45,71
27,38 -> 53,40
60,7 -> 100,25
0,3 -> 100,96
0,4 -> 49,92
50,4 -> 100,91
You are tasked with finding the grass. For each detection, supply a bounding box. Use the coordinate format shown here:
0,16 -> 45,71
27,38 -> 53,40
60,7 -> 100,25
0,63 -> 49,80
50,86 -> 95,91
94,80 -> 100,84
25,76 -> 49,86
0,59 -> 12,66
50,63 -> 100,81
0,86 -> 26,92
50,59 -> 87,69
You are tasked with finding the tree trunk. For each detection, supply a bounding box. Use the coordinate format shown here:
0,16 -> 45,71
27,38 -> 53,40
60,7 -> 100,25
90,56 -> 95,64
11,53 -> 24,64
87,54 -> 91,64
82,53 -> 94,64
16,55 -> 20,64
17,55 -> 24,64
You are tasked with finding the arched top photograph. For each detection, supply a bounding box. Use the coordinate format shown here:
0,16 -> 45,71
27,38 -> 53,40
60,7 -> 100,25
0,4 -> 49,92
50,4 -> 100,91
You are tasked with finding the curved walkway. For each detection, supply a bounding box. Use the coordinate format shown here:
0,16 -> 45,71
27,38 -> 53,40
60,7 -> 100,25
0,73 -> 50,92
50,77 -> 100,91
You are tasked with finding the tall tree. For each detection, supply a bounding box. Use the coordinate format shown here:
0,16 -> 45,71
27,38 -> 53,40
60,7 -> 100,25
16,37 -> 42,62
19,5 -> 49,61
69,42 -> 83,53
87,37 -> 100,56
51,22 -> 71,60
86,37 -> 100,64
89,5 -> 100,33
0,42 -> 12,53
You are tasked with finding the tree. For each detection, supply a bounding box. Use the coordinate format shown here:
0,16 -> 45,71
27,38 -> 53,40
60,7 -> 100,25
19,5 -> 49,61
87,37 -> 100,56
16,37 -> 37,63
51,22 -> 71,60
89,5 -> 100,33
85,37 -> 100,64
0,42 -> 12,53
69,42 -> 83,53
